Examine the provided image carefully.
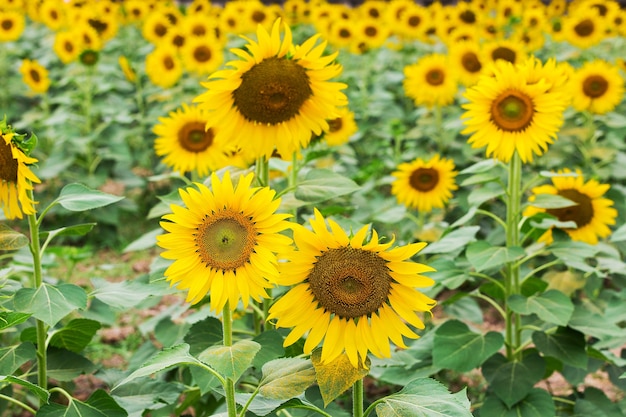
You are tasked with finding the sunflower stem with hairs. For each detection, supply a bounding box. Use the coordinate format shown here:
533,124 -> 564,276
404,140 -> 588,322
222,300 -> 238,417
353,378 -> 364,417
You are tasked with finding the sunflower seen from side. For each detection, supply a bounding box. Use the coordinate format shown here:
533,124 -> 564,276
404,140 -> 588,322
268,209 -> 436,369
524,169 -> 617,245
461,58 -> 569,163
391,154 -> 458,213
195,18 -> 348,160
570,60 -> 624,114
157,171 -> 292,311
403,53 -> 458,108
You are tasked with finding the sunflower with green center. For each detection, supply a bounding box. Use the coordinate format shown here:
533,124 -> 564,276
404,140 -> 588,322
0,121 -> 40,220
570,60 -> 624,114
524,169 -> 617,245
157,171 -> 292,311
268,209 -> 436,368
195,18 -> 348,160
403,53 -> 458,108
391,154 -> 458,213
461,58 -> 569,163
19,59 -> 51,94
153,104 -> 230,177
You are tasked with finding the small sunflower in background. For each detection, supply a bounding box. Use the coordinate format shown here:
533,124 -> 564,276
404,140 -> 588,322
569,60 -> 625,114
268,209 -> 436,369
122,0 -> 151,25
153,103 -> 230,177
448,40 -> 484,87
145,44 -> 183,88
481,39 -> 526,67
142,10 -> 171,44
195,18 -> 348,160
38,0 -> 66,31
0,10 -> 25,42
462,58 -> 569,163
181,36 -> 223,76
53,30 -> 81,64
562,7 -> 607,49
391,154 -> 458,213
403,53 -> 459,108
157,171 -> 292,311
396,3 -> 430,42
0,119 -> 40,220
19,59 -> 51,94
352,17 -> 390,53
323,107 -> 358,147
524,169 -> 617,245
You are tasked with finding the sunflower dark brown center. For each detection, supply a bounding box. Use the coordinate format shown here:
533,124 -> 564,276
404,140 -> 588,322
582,75 -> 608,98
328,117 -> 343,133
409,167 -> 439,192
492,46 -> 516,63
491,89 -> 534,132
365,26 -> 377,37
425,68 -> 445,86
195,210 -> 257,271
0,139 -> 18,183
192,24 -> 206,36
252,10 -> 266,23
173,34 -> 185,47
2,19 -> 13,30
232,56 -> 312,125
163,56 -> 175,70
88,18 -> 107,34
339,28 -> 351,38
64,41 -> 74,53
155,23 -> 167,37
460,10 -> 476,24
194,45 -> 211,62
179,121 -> 214,152
461,52 -> 482,73
546,189 -> 593,228
308,247 -> 391,319
408,15 -> 421,27
574,19 -> 594,37
29,69 -> 41,83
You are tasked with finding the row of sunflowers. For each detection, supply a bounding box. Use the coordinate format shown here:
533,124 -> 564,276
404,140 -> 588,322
1,0 -> 626,416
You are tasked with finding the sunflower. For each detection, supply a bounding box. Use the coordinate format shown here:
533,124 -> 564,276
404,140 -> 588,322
142,10 -> 171,44
562,8 -> 607,48
481,39 -> 526,67
0,123 -> 41,220
327,19 -> 355,49
145,45 -> 183,89
0,10 -> 25,42
157,171 -> 292,311
268,209 -> 436,368
153,104 -> 231,177
181,36 -> 223,76
524,169 -> 617,245
570,60 -> 625,115
352,17 -> 390,52
396,3 -> 430,41
38,0 -> 67,31
195,18 -> 348,160
123,0 -> 151,24
461,58 -> 569,163
19,59 -> 51,94
75,22 -> 103,51
323,107 -> 358,147
53,30 -> 81,64
391,154 -> 458,212
118,55 -> 136,83
448,40 -> 484,86
403,53 -> 458,108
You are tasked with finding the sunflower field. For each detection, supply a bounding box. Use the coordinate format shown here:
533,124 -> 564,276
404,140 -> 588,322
1,0 -> 626,416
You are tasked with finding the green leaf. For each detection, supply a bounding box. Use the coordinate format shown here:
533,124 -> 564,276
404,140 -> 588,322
433,320 -> 504,372
568,305 -> 624,342
0,311 -> 31,331
258,357 -> 316,400
420,226 -> 480,255
466,241 -> 525,272
526,193 -> 577,209
609,223 -> 626,242
111,380 -> 183,414
311,349 -> 369,407
508,290 -> 574,326
550,241 -> 599,273
459,159 -> 501,175
47,348 -> 96,381
113,344 -> 204,389
252,330 -> 285,369
197,340 -> 260,381
0,375 -> 50,403
294,169 -> 359,203
468,182 -> 505,206
375,378 -> 473,417
0,343 -> 36,375
39,223 -> 96,242
56,183 -> 125,212
482,353 -> 546,408
0,223 -> 29,250
49,319 -> 101,353
183,317 -> 223,356
14,283 -> 87,327
480,388 -> 555,417
90,277 -> 163,310
122,228 -> 162,252
37,389 -> 127,417
532,327 -> 588,369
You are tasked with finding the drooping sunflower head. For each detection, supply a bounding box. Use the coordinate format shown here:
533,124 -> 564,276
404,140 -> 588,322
157,171 -> 293,311
391,154 -> 458,212
403,53 -> 459,108
0,119 -> 41,220
19,59 -> 51,94
462,58 -> 569,163
524,169 -> 617,245
195,18 -> 348,160
570,59 -> 625,114
268,209 -> 436,368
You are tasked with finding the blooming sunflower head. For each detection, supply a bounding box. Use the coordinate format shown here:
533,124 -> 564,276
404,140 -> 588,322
391,154 -> 458,212
195,18 -> 348,160
461,57 -> 569,163
157,171 -> 292,312
19,59 -> 51,94
570,59 -> 625,115
524,169 -> 617,245
322,107 -> 358,147
268,209 -> 436,368
0,118 -> 41,220
403,53 -> 459,108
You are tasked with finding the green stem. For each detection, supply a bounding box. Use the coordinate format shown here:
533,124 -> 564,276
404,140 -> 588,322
434,104 -> 444,151
470,292 -> 506,320
353,378 -> 364,417
289,151 -> 299,220
504,152 -> 522,361
26,189 -> 47,398
222,301 -> 237,417
286,405 -> 333,417
475,209 -> 507,230
255,156 -> 269,187
0,393 -> 37,415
